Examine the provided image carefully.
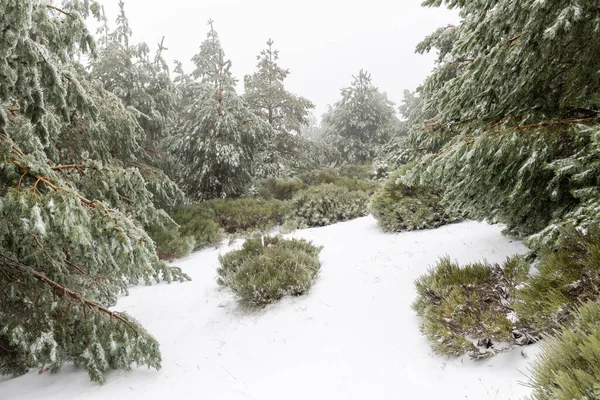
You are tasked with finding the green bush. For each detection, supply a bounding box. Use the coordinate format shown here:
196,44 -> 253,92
298,168 -> 339,186
287,184 -> 370,228
206,198 -> 287,233
217,235 -> 322,306
514,224 -> 600,334
527,301 -> 600,400
336,164 -> 373,180
371,170 -> 456,232
169,204 -> 223,250
413,256 -> 531,359
256,177 -> 308,200
145,220 -> 195,260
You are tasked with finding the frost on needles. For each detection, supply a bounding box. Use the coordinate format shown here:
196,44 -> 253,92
0,1 -> 189,382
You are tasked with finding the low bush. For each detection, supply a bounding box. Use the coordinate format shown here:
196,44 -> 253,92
287,184 -> 370,228
336,164 -> 373,180
527,301 -> 600,400
413,256 -> 532,359
217,235 -> 322,306
145,220 -> 195,260
514,224 -> 600,334
371,170 -> 456,232
169,205 -> 223,250
256,177 -> 308,200
206,198 -> 287,233
298,168 -> 339,186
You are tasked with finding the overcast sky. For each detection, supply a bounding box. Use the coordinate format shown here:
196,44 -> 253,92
96,0 -> 458,119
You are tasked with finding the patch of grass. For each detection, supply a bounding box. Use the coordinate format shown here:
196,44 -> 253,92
217,235 -> 322,306
413,256 -> 531,359
371,170 -> 457,232
287,184 -> 370,228
514,224 -> 600,334
527,301 -> 600,400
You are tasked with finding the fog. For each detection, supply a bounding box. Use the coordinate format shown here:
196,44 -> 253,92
97,0 -> 458,118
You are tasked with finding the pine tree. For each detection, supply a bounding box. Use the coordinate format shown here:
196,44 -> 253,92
0,1 -> 188,382
392,0 -> 600,243
323,70 -> 399,163
166,21 -> 270,199
243,39 -> 314,133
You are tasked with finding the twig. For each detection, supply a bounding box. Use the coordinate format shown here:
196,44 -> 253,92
46,4 -> 74,18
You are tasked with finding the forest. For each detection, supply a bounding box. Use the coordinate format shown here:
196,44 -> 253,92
1,1 -> 600,399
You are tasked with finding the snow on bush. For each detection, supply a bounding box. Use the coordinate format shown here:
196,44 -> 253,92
371,170 -> 456,232
286,184 -> 370,228
514,223 -> 600,334
413,256 -> 533,359
217,235 -> 322,306
527,301 -> 600,400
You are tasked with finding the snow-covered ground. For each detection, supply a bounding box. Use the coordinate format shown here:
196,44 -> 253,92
1,216 -> 540,400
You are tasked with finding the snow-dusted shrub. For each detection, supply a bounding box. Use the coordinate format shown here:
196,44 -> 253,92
206,199 -> 287,234
217,235 -> 322,306
371,170 -> 456,232
256,177 -> 308,200
413,256 -> 531,359
146,221 -> 196,260
169,205 -> 223,251
298,168 -> 340,186
514,224 -> 600,334
527,301 -> 600,400
287,184 -> 370,228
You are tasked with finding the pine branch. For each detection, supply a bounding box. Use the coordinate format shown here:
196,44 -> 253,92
514,117 -> 599,131
0,253 -> 138,334
46,5 -> 74,18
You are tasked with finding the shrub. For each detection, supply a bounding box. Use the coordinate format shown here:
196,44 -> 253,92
336,164 -> 373,180
169,204 -> 223,251
287,184 -> 370,228
217,235 -> 322,306
206,198 -> 287,233
145,220 -> 195,260
256,177 -> 308,200
514,224 -> 600,334
371,170 -> 456,232
413,256 -> 532,359
527,301 -> 600,400
298,168 -> 339,186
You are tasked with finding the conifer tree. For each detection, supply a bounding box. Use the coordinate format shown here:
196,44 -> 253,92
243,39 -> 314,133
323,70 -> 399,163
0,1 -> 188,382
166,21 -> 270,199
392,0 -> 600,242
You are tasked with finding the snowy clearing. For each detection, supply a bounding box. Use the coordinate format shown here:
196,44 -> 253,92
0,216 -> 540,400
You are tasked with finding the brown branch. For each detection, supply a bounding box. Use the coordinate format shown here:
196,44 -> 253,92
507,33 -> 523,47
64,259 -> 88,276
32,235 -> 87,276
0,253 -> 138,334
514,116 -> 599,131
46,4 -> 74,18
51,164 -> 84,171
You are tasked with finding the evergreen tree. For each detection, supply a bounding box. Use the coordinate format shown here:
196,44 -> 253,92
323,70 -> 399,163
0,1 -> 188,382
393,0 -> 600,243
243,39 -> 314,133
167,21 -> 270,199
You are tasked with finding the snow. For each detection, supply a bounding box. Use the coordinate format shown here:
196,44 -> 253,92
0,216 -> 540,399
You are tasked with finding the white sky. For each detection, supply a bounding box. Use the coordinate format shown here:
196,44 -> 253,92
95,0 -> 458,120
